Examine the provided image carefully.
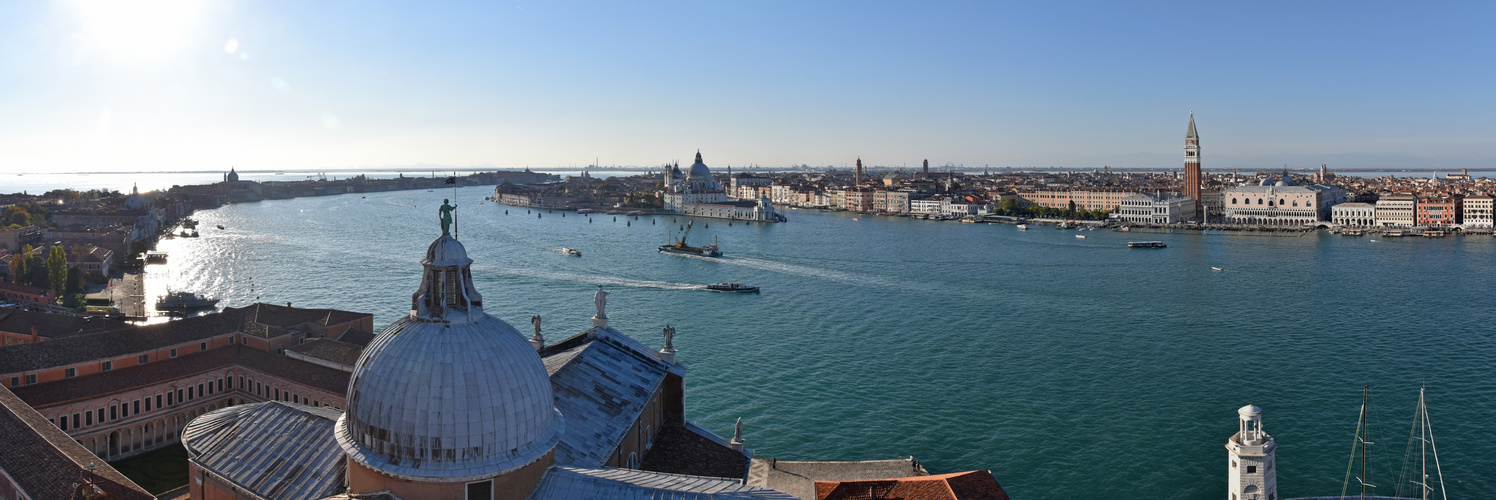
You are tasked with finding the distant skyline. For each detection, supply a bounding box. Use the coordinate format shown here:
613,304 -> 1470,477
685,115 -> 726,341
2,1 -> 1493,174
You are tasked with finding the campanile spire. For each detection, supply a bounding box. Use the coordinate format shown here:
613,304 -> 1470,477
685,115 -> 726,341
1184,112 -> 1203,217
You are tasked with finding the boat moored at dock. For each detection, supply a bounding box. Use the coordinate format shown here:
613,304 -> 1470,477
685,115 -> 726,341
1128,241 -> 1167,248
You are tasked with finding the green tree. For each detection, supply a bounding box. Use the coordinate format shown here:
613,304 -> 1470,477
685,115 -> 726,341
3,206 -> 28,226
65,266 -> 84,295
47,246 -> 68,294
129,240 -> 147,258
11,244 -> 32,286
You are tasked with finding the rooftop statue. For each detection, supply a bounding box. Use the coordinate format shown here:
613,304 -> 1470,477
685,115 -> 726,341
530,315 -> 543,343
593,286 -> 609,319
662,324 -> 675,351
439,199 -> 457,235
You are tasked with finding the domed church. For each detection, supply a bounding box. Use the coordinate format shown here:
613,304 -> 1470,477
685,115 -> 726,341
180,225 -> 793,499
176,211 -> 1003,500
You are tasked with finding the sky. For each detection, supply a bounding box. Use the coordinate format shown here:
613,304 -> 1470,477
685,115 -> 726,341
0,1 -> 1493,174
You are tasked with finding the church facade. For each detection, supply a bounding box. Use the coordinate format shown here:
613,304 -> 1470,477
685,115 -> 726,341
663,151 -> 786,222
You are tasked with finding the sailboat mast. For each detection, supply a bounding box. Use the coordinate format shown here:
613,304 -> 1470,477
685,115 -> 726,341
1361,385 -> 1369,500
1420,387 -> 1427,500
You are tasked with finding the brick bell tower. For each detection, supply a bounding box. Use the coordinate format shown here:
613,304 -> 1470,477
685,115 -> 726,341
1184,111 -> 1202,217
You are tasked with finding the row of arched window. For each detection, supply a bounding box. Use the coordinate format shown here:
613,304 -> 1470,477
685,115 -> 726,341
1232,198 -> 1305,207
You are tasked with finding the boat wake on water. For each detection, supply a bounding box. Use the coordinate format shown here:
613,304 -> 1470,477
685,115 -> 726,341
711,255 -> 913,290
474,266 -> 701,291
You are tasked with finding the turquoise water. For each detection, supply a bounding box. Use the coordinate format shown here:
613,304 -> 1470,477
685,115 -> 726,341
149,187 -> 1496,498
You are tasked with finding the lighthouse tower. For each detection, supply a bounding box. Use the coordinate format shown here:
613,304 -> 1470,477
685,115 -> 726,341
1184,112 -> 1202,217
1226,405 -> 1278,500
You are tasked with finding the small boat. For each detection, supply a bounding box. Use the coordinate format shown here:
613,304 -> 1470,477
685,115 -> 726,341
1075,234 -> 1086,239
1424,230 -> 1445,237
705,283 -> 759,293
216,224 -> 225,230
560,247 -> 581,257
156,289 -> 219,310
576,209 -> 592,214
1128,241 -> 1167,248
1211,267 -> 1224,272
1016,224 -> 1028,230
1119,226 -> 1131,232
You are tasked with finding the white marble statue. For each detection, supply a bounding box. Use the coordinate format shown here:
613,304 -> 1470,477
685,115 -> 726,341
593,286 -> 609,319
530,315 -> 543,342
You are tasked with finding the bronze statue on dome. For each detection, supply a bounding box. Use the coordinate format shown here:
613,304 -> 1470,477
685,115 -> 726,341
439,199 -> 457,235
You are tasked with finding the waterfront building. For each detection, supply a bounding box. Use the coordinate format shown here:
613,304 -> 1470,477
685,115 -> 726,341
1016,189 -> 1137,211
843,189 -> 873,212
1375,193 -> 1418,227
1222,175 -> 1346,226
1116,192 -> 1197,224
910,197 -> 945,215
665,152 -> 785,222
730,173 -> 773,199
1225,405 -> 1277,500
0,308 -> 126,346
1184,112 -> 1202,213
1462,194 -> 1493,229
1416,196 -> 1462,227
1331,202 -> 1376,227
0,281 -> 55,307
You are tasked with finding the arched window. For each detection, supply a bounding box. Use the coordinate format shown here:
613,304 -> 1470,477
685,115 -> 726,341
626,452 -> 639,469
1292,200 -> 1298,207
1279,199 -> 1285,206
1232,198 -> 1238,204
1257,198 -> 1263,205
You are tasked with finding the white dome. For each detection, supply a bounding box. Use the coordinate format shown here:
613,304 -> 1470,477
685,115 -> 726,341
336,236 -> 563,481
1238,404 -> 1263,418
687,150 -> 711,178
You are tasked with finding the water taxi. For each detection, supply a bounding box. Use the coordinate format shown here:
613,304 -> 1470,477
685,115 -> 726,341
1075,234 -> 1086,239
560,247 -> 581,257
1127,241 -> 1167,248
1016,224 -> 1028,230
705,283 -> 759,293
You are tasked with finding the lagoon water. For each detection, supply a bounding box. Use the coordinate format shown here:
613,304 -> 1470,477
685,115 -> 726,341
149,186 -> 1496,499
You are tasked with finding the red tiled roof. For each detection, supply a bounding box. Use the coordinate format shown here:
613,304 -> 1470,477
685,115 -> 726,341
815,470 -> 1009,500
0,308 -> 129,339
0,385 -> 154,499
12,345 -> 351,408
0,280 -> 50,295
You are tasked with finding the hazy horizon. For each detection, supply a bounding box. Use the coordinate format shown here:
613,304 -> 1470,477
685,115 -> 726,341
2,1 -> 1493,174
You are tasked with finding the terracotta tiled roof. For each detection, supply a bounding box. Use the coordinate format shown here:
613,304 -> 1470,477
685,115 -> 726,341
814,470 -> 1009,500
285,338 -> 363,367
640,421 -> 749,479
0,280 -> 49,295
0,308 -> 129,339
0,305 -> 371,374
332,326 -> 375,346
0,385 -> 154,499
11,345 -> 352,408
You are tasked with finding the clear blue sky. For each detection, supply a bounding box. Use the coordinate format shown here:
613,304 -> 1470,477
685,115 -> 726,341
1,1 -> 1492,173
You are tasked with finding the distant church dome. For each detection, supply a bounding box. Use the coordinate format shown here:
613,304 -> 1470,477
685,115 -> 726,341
335,234 -> 564,482
226,168 -> 239,182
687,150 -> 711,178
1276,175 -> 1295,187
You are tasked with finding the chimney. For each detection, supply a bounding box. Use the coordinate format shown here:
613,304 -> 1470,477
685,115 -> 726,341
31,326 -> 40,341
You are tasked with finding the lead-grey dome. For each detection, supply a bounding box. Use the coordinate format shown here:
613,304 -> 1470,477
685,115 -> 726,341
687,150 -> 711,178
335,235 -> 563,481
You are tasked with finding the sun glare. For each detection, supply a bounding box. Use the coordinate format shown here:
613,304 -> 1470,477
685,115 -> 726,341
69,0 -> 203,60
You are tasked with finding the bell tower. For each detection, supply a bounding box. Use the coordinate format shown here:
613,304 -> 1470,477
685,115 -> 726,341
1184,112 -> 1202,217
1226,405 -> 1277,500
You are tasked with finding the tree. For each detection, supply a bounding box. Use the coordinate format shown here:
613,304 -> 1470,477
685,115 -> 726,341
66,266 -> 84,295
3,206 -> 28,226
129,240 -> 147,259
10,244 -> 32,286
47,246 -> 68,295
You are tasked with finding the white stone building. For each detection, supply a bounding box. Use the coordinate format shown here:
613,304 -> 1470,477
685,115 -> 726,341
1226,405 -> 1277,500
663,152 -> 784,222
1462,195 -> 1493,229
1375,193 -> 1417,227
1117,193 -> 1198,224
1223,175 -> 1346,226
1331,202 -> 1377,227
909,197 -> 945,215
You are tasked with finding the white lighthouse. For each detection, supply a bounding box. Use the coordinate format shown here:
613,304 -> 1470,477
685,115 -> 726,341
1226,404 -> 1278,500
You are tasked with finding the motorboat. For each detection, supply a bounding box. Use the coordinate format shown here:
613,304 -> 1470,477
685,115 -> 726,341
1075,234 -> 1086,239
1127,241 -> 1167,248
561,247 -> 581,257
659,221 -> 723,257
1016,224 -> 1028,230
577,209 -> 592,214
1211,267 -> 1224,272
217,225 -> 225,230
156,290 -> 219,310
705,283 -> 759,293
